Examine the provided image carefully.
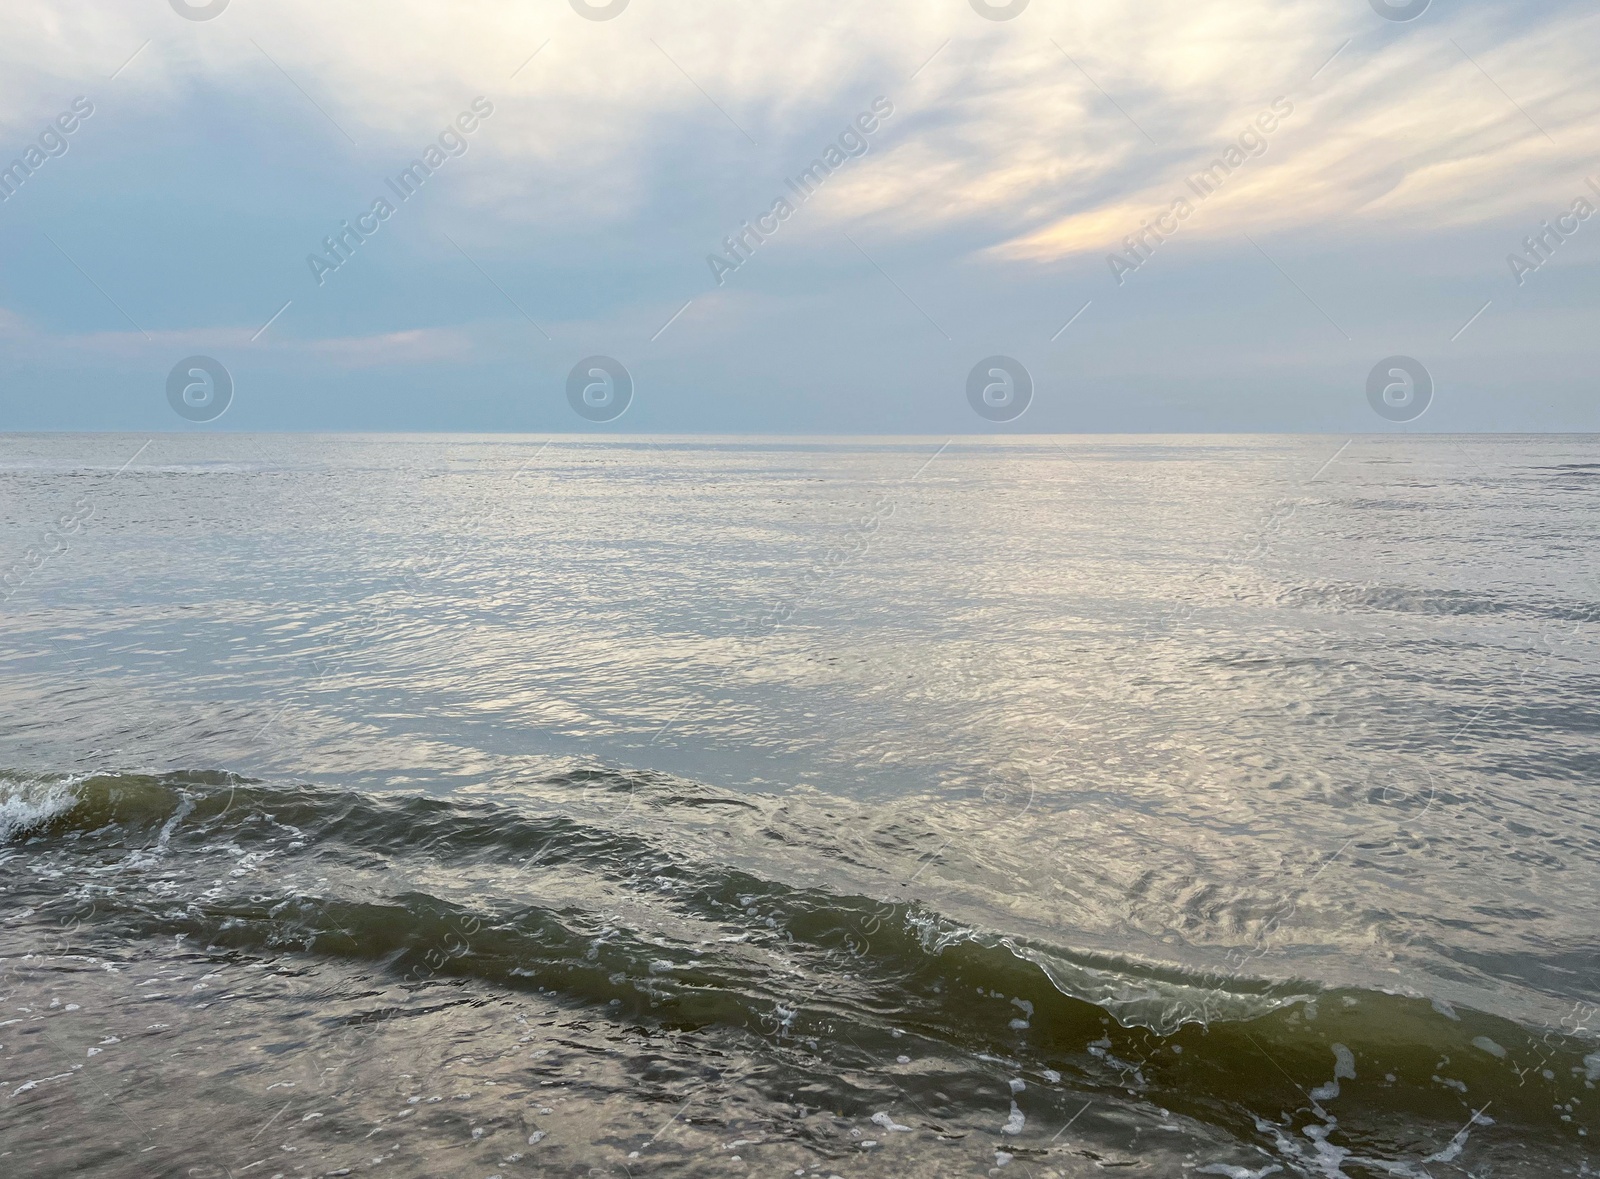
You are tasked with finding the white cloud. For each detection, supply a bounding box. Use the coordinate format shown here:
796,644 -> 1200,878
307,327 -> 472,368
1,0 -> 1594,261
0,307 -> 471,369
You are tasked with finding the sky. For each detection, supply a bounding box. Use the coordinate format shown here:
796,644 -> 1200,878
0,0 -> 1597,433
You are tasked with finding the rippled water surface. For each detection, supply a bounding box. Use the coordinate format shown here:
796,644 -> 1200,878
1,433 -> 1597,1177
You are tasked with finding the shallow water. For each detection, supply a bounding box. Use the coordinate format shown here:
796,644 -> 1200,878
1,434 -> 1597,1177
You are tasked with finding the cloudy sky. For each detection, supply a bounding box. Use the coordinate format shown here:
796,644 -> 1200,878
1,0 -> 1596,432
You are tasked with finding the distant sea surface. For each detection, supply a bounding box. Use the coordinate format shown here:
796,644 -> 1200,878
2,434 -> 1597,1178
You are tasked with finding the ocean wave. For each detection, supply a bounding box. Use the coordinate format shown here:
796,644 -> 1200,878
5,774 -> 1597,1131
1277,580 -> 1597,622
0,770 -> 1360,1033
0,772 -> 85,843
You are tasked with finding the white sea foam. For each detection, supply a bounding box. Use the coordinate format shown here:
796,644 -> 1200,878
1000,1101 -> 1025,1135
1471,1036 -> 1507,1059
0,776 -> 81,844
979,930 -> 1314,1035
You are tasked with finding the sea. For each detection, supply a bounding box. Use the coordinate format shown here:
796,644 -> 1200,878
0,433 -> 1596,1178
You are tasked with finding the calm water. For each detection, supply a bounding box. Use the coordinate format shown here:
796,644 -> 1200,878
1,433 -> 1597,1178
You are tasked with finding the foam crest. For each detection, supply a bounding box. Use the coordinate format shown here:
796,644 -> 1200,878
0,775 -> 81,844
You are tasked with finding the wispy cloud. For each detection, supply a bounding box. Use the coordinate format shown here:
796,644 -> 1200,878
2,0 -> 1597,431
306,327 -> 473,368
0,310 -> 472,370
